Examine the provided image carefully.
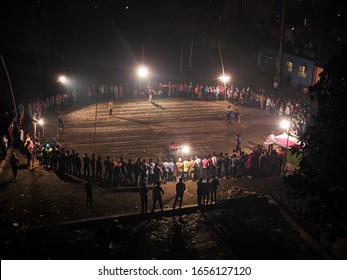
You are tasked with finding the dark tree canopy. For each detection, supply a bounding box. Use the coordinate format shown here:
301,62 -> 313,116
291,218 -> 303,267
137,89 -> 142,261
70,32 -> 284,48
283,44 -> 347,241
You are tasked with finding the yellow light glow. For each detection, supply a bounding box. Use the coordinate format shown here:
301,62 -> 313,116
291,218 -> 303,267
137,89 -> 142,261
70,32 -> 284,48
137,67 -> 148,77
218,75 -> 231,83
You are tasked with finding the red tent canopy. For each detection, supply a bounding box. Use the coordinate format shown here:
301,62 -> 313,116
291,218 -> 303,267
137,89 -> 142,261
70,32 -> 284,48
264,132 -> 300,149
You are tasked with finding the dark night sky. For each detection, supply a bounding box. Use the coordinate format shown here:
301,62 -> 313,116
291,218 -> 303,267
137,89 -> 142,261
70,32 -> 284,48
0,0 -> 346,109
0,0 -> 191,105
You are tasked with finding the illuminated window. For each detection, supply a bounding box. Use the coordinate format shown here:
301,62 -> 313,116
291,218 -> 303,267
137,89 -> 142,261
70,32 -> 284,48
286,60 -> 293,72
298,64 -> 307,78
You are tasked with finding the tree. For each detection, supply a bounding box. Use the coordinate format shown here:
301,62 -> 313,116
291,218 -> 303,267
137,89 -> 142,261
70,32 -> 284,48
283,44 -> 347,242
175,0 -> 203,72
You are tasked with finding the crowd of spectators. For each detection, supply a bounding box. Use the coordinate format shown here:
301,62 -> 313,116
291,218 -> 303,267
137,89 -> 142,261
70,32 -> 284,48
1,78 -> 311,188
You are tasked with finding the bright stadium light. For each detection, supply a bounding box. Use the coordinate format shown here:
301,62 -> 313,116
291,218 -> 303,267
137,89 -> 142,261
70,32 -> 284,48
58,75 -> 67,84
181,145 -> 189,159
37,119 -> 44,126
280,119 -> 290,132
219,75 -> 231,101
137,66 -> 148,78
218,75 -> 230,83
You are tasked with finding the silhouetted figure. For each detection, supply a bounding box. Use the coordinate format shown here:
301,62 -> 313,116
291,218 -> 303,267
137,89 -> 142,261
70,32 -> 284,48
1,134 -> 8,159
202,178 -> 210,205
139,182 -> 149,214
91,153 -> 96,180
197,177 -> 204,206
210,176 -> 219,204
173,177 -> 186,210
85,178 -> 93,207
96,155 -> 102,183
83,153 -> 90,177
152,181 -> 164,212
108,100 -> 113,117
10,152 -> 20,182
57,111 -> 64,132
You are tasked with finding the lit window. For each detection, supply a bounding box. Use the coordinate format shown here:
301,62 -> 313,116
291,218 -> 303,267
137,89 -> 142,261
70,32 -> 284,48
286,60 -> 293,72
304,18 -> 311,26
298,65 -> 307,78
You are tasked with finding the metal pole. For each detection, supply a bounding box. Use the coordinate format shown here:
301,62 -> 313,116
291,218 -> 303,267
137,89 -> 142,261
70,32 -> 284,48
32,123 -> 36,169
217,44 -> 227,101
281,131 -> 290,176
94,91 -> 98,155
281,117 -> 291,176
0,55 -> 18,118
141,46 -> 144,64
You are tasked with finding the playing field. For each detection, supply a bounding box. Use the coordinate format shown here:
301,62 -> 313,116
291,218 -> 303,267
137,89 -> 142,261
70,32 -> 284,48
43,98 -> 276,161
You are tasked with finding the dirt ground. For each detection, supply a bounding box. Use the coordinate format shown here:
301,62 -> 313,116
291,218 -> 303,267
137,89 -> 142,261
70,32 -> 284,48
0,97 -> 334,260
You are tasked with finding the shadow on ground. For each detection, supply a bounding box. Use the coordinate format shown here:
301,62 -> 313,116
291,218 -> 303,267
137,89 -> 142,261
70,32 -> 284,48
3,196 -> 331,260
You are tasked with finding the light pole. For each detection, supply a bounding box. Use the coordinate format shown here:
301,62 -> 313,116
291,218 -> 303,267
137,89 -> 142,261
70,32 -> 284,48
57,75 -> 67,95
1,55 -> 18,118
32,118 -> 44,170
280,119 -> 291,175
217,44 -> 230,101
219,75 -> 231,101
94,89 -> 98,155
137,65 -> 149,99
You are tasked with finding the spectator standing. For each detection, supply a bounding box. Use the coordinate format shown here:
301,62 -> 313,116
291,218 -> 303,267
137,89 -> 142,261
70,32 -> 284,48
85,179 -> 93,208
188,157 -> 196,180
173,177 -> 186,210
24,133 -> 33,167
162,158 -> 170,183
108,100 -> 113,117
194,155 -> 201,178
210,176 -> 219,204
96,156 -> 102,183
83,153 -> 90,177
234,109 -> 241,124
10,152 -> 20,182
151,181 -> 164,212
133,158 -> 142,187
57,111 -> 64,133
8,121 -> 14,148
201,155 -> 209,180
197,177 -> 204,206
226,105 -> 232,125
168,142 -> 177,162
230,154 -> 239,179
168,158 -> 175,182
175,158 -> 183,179
75,152 -> 82,177
1,134 -> 9,159
139,182 -> 149,214
103,156 -> 111,182
183,158 -> 189,181
268,131 -> 275,152
235,134 -> 243,155
91,153 -> 96,181
126,159 -> 134,184
202,178 -> 210,205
